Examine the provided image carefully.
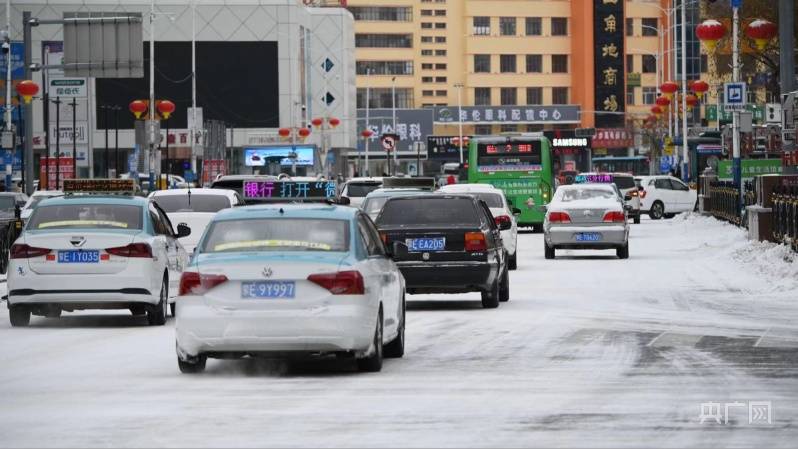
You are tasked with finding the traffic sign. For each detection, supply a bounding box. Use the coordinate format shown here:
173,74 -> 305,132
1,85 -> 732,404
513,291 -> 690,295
724,82 -> 747,112
381,133 -> 399,152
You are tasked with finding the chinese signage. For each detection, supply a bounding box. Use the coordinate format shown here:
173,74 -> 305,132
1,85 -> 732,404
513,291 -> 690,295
242,180 -> 337,201
49,78 -> 88,97
427,135 -> 472,160
626,72 -> 641,87
0,42 -> 25,79
717,159 -> 782,180
490,178 -> 541,198
433,105 -> 580,124
591,128 -> 633,148
201,159 -> 227,185
356,108 -> 432,153
594,0 -> 626,128
575,174 -> 613,184
39,157 -> 75,190
706,104 -> 765,123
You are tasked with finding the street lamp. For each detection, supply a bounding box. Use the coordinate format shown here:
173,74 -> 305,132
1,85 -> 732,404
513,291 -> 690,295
454,83 -> 464,165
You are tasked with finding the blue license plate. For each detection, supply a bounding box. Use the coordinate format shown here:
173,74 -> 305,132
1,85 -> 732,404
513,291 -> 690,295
58,250 -> 100,263
575,233 -> 602,242
407,237 -> 446,252
241,281 -> 295,299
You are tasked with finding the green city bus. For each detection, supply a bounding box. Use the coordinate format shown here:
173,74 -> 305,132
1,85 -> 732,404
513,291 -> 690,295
467,134 -> 555,230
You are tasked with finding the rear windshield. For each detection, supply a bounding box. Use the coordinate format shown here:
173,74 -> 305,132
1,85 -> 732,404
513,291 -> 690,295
612,176 -> 636,189
28,195 -> 63,210
0,196 -> 15,211
28,204 -> 143,230
377,198 -> 480,226
200,218 -> 349,253
558,188 -> 617,202
469,192 -> 504,208
362,197 -> 389,217
154,194 -> 231,213
346,183 -> 381,197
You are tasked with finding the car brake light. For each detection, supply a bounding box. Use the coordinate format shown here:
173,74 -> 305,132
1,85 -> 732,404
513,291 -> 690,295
494,215 -> 511,227
547,212 -> 571,224
10,244 -> 51,259
628,190 -> 638,197
105,243 -> 153,258
603,211 -> 626,223
464,231 -> 487,252
178,272 -> 229,296
640,190 -> 647,199
308,271 -> 365,295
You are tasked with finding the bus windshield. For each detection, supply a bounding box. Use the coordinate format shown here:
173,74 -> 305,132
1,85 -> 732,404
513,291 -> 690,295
476,142 -> 542,172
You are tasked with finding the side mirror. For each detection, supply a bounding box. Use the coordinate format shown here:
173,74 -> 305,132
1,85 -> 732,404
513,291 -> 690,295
176,223 -> 191,238
512,207 -> 522,216
338,196 -> 351,206
497,220 -> 512,231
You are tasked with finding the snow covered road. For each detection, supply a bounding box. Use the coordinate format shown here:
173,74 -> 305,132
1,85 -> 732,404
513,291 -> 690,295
1,215 -> 797,448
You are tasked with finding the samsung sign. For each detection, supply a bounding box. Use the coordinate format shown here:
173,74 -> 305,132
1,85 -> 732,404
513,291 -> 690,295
552,138 -> 589,148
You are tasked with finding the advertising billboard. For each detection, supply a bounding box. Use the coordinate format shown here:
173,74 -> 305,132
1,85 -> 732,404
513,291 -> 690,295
244,146 -> 315,167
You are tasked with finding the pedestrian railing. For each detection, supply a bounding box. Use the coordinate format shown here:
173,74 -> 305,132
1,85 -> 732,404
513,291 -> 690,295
0,219 -> 24,275
772,185 -> 798,251
708,181 -> 743,225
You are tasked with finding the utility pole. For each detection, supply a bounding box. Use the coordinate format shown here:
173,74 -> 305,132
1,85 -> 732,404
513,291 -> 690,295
732,3 -> 742,206
53,96 -> 61,190
22,11 -> 33,194
365,68 -> 370,177
114,105 -> 120,176
191,0 -> 198,175
680,0 -> 689,182
148,0 -> 156,191
391,76 -> 396,176
455,83 -> 464,165
779,0 -> 796,97
69,97 -> 77,179
103,105 -> 109,177
3,0 -> 11,132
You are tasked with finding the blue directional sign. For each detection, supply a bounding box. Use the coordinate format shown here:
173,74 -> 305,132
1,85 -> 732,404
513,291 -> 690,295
0,42 -> 25,79
724,82 -> 747,111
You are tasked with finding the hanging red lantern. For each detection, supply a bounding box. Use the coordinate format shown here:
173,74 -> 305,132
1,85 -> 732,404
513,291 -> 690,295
660,82 -> 678,99
156,100 -> 176,120
691,80 -> 709,99
684,94 -> 699,110
745,19 -> 777,51
129,100 -> 148,119
278,128 -> 291,138
360,129 -> 374,139
696,19 -> 727,52
15,80 -> 39,104
655,96 -> 671,109
297,127 -> 311,139
311,117 -> 324,128
651,106 -> 663,118
328,117 -> 340,128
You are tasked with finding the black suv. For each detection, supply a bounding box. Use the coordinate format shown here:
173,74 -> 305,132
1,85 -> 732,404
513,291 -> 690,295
375,194 -> 509,308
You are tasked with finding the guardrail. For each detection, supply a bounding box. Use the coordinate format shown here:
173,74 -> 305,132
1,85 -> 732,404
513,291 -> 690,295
707,181 -> 757,227
772,185 -> 798,251
0,219 -> 24,275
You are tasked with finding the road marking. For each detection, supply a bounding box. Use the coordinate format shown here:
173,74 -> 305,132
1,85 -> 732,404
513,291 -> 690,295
648,332 -> 703,348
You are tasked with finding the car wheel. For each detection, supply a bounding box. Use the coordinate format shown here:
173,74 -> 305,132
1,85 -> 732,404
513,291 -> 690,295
357,309 -> 384,372
544,241 -> 555,259
384,296 -> 405,359
633,214 -> 641,224
130,305 -> 146,316
649,201 -> 664,220
177,354 -> 207,374
9,305 -> 31,327
499,266 -> 510,302
170,303 -> 176,318
508,251 -> 517,270
617,243 -> 630,259
664,213 -> 676,219
481,276 -> 500,309
147,277 -> 168,326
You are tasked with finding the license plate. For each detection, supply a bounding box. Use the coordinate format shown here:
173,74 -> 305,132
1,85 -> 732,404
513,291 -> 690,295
58,250 -> 100,263
406,237 -> 445,252
574,233 -> 602,242
241,281 -> 295,299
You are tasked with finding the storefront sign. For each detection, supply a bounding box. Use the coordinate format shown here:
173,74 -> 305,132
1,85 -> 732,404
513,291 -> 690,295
356,108 -> 433,153
427,135 -> 472,160
594,0 -> 626,128
433,105 -> 580,124
591,128 -> 633,149
717,159 -> 783,180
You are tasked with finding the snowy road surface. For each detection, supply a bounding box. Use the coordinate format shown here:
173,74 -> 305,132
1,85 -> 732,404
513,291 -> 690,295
1,215 -> 797,448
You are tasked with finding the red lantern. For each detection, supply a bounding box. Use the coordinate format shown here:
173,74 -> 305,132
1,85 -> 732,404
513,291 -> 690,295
745,19 -> 777,51
328,117 -> 340,128
297,127 -> 311,139
360,129 -> 374,139
129,100 -> 148,119
156,100 -> 175,120
696,19 -> 727,52
660,82 -> 678,99
311,117 -> 324,128
15,80 -> 39,104
655,96 -> 671,109
278,128 -> 291,138
684,94 -> 699,110
691,80 -> 709,100
651,106 -> 663,118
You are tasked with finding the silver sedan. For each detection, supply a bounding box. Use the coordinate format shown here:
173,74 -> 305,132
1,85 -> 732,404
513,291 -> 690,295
543,184 -> 630,259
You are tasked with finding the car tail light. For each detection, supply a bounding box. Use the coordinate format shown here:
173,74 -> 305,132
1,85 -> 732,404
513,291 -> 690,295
603,211 -> 626,223
10,244 -> 51,259
308,271 -> 365,295
464,231 -> 487,252
105,243 -> 153,258
380,232 -> 388,244
178,272 -> 229,296
640,190 -> 647,199
547,212 -> 571,224
628,190 -> 639,197
494,215 -> 511,227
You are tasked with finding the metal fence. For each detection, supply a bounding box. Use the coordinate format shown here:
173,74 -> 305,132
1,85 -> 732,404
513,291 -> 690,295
772,185 -> 798,251
0,219 -> 24,275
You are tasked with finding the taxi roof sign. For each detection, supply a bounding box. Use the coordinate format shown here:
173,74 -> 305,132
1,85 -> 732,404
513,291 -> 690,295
574,174 -> 614,184
63,179 -> 138,195
381,177 -> 436,191
243,180 -> 338,202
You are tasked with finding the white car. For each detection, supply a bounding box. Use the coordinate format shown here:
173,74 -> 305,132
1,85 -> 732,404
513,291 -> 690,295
175,204 -> 406,373
438,183 -> 519,270
20,190 -> 64,221
7,189 -> 191,327
149,188 -> 243,254
340,177 -> 383,208
636,175 -> 698,220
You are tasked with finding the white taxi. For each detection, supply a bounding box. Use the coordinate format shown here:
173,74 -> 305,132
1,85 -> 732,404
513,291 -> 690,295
7,180 -> 191,326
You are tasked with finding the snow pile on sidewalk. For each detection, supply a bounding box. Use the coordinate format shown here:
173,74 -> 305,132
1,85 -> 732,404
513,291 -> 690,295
677,213 -> 798,294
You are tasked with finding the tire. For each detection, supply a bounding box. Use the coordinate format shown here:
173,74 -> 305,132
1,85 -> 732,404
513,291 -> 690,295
499,266 -> 510,302
617,243 -> 629,259
44,307 -> 61,318
664,213 -> 676,219
147,277 -> 168,326
9,305 -> 31,327
508,251 -> 517,270
481,276 -> 500,309
130,305 -> 147,316
384,296 -> 405,359
178,354 -> 207,374
544,241 -> 555,260
649,201 -> 664,220
357,309 -> 384,372
170,302 -> 176,318
633,214 -> 641,225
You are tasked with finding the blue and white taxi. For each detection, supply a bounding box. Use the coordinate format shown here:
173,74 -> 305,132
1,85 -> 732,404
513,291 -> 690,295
175,180 -> 406,373
7,179 -> 191,327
